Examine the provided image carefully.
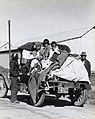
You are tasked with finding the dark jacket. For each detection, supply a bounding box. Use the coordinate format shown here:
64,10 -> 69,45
84,59 -> 91,78
10,58 -> 19,77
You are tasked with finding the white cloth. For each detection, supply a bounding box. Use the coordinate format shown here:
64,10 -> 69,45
30,59 -> 39,68
22,50 -> 31,59
51,57 -> 91,84
22,49 -> 40,60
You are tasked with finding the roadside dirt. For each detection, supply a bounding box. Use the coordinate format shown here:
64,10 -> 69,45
0,88 -> 95,119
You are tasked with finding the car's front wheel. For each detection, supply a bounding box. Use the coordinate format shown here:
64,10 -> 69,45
30,89 -> 45,107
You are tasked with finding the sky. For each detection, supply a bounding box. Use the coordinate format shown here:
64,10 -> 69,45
0,0 -> 95,69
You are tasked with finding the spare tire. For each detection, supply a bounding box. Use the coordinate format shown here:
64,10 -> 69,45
0,75 -> 8,98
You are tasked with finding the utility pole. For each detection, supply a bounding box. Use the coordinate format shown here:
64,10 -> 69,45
8,20 -> 11,65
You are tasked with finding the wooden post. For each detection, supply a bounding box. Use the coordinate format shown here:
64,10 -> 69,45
8,20 -> 11,67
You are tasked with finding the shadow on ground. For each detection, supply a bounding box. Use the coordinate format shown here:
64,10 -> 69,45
7,95 -> 73,107
43,96 -> 73,107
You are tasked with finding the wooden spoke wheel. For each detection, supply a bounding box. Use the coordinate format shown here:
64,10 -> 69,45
70,88 -> 87,107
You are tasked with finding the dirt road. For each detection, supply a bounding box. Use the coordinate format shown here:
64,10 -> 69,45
0,91 -> 95,119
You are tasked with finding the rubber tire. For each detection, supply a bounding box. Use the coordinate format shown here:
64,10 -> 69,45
30,90 -> 45,107
70,89 -> 87,107
0,75 -> 8,98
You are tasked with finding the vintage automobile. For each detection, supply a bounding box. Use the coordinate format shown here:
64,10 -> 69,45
0,42 -> 90,107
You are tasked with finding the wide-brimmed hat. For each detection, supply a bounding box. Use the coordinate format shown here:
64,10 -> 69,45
80,52 -> 87,56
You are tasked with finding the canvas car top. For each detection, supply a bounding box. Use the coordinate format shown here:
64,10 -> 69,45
18,41 -> 71,53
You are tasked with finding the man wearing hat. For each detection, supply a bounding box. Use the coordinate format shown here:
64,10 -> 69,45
10,53 -> 20,103
80,52 -> 91,79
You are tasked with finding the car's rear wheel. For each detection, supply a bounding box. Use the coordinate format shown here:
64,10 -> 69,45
0,75 -> 8,98
70,88 -> 87,107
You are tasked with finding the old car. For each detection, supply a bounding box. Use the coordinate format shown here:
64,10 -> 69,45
0,42 -> 90,107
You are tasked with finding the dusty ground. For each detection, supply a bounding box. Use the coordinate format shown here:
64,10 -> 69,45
0,88 -> 95,119
0,67 -> 95,119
